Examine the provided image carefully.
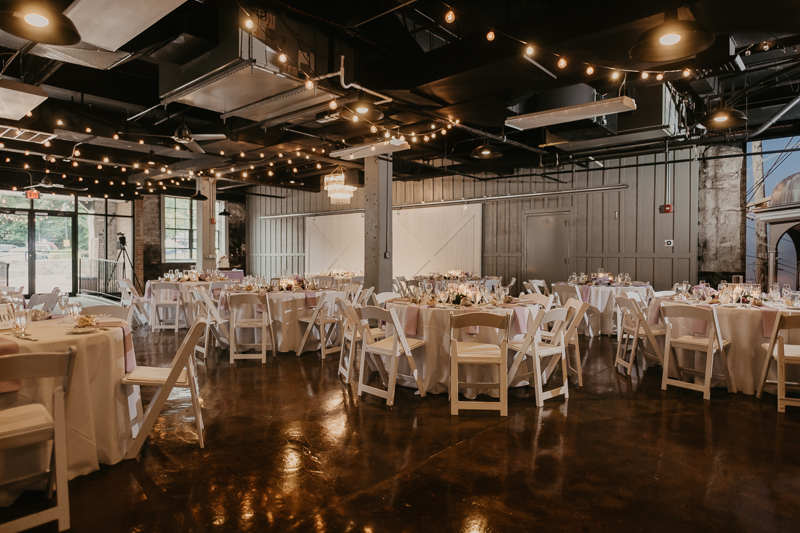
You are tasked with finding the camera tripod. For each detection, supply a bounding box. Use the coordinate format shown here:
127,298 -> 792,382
109,243 -> 142,294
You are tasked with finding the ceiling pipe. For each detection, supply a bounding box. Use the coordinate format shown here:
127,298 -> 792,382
337,55 -> 392,105
259,184 -> 627,219
450,121 -> 548,155
747,93 -> 800,139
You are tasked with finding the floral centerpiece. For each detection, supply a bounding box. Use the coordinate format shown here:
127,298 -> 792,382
317,269 -> 362,277
279,275 -> 306,291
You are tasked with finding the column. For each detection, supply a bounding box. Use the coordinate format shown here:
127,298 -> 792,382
195,177 -> 217,271
364,155 -> 393,292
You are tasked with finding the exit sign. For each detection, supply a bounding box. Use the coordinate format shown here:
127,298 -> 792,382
25,189 -> 39,199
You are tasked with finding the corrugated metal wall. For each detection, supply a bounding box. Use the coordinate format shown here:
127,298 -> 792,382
247,150 -> 699,290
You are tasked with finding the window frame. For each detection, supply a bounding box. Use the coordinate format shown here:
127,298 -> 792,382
160,196 -> 228,263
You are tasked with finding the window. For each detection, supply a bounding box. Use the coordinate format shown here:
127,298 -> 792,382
162,197 -> 227,262
164,196 -> 195,262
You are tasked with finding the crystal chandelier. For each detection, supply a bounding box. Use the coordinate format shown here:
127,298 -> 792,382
324,167 -> 357,205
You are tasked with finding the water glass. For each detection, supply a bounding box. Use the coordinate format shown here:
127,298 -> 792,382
732,275 -> 743,285
58,292 -> 69,314
14,309 -> 28,336
692,288 -> 703,300
783,284 -> 791,297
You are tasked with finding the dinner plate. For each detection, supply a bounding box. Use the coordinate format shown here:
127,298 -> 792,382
67,328 -> 97,334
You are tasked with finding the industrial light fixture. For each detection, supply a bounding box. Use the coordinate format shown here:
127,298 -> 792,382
629,8 -> 714,62
470,141 -> 502,159
339,93 -> 384,121
218,207 -> 232,216
699,107 -> 747,129
191,191 -> 208,201
0,1 -> 81,45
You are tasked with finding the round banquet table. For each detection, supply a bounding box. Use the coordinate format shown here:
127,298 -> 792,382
385,302 -> 534,398
0,319 -> 142,505
552,283 -> 651,335
645,301 -> 800,395
218,289 -> 346,353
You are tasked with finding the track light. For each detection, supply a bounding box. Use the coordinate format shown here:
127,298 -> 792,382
699,107 -> 747,129
0,2 -> 81,45
629,8 -> 714,62
470,141 -> 502,159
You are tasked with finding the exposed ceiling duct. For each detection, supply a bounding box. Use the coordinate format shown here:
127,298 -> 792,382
0,79 -> 47,119
506,93 -> 637,131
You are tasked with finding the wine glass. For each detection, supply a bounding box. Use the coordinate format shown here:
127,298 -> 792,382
58,292 -> 69,314
783,284 -> 791,298
692,288 -> 703,301
14,308 -> 28,337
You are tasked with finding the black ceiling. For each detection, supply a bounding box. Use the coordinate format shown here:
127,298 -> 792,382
1,0 -> 800,198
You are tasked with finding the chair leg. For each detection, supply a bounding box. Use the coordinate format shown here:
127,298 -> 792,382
499,359 -> 508,416
260,325 -> 267,363
532,353 -> 545,407
661,335 -> 672,391
270,325 -> 277,358
188,379 -> 205,448
405,352 -> 427,397
386,356 -> 400,406
756,349 -> 774,399
53,398 -> 70,531
296,323 -> 313,356
702,347 -> 715,401
229,325 -> 236,364
357,343 -> 368,398
572,335 -> 583,387
450,358 -> 459,414
778,350 -> 786,413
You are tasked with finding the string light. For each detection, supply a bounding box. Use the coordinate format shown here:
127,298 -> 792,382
85,127 -> 91,133
384,131 -> 390,138
113,134 -> 119,140
486,30 -> 495,41
370,125 -> 378,133
139,140 -> 144,144
305,79 -> 314,90
656,73 -> 664,81
103,157 -> 109,162
586,66 -> 594,75
445,10 -> 455,23
329,100 -> 338,110
683,69 -> 691,77
641,71 -> 649,79
525,45 -> 534,56
245,19 -> 253,29
557,57 -> 567,68
611,71 -> 620,80
278,53 -> 287,63
57,120 -> 63,125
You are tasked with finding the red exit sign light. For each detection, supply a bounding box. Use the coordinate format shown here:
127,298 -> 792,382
26,189 -> 39,199
659,204 -> 672,213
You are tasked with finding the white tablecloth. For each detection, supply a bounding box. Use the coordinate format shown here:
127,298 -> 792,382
385,303 -> 533,398
219,290 -> 346,353
0,320 -> 142,505
648,302 -> 800,395
553,283 -> 651,335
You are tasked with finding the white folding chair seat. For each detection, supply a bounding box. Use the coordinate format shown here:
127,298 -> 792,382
661,304 -> 735,400
150,282 -> 183,332
0,348 -> 75,532
229,293 -> 276,363
356,306 -> 427,406
123,321 -> 206,458
450,311 -> 510,416
614,295 -> 666,376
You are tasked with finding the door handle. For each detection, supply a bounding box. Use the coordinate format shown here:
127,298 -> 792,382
24,252 -> 28,261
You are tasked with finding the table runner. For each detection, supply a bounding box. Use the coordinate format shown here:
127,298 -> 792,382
0,336 -> 20,393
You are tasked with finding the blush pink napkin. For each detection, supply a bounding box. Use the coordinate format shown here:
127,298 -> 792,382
403,305 -> 428,336
501,305 -> 527,335
580,285 -> 592,302
0,336 -> 21,393
692,304 -> 713,335
97,320 -> 136,372
305,292 -> 318,307
761,306 -> 779,338
648,298 -> 665,324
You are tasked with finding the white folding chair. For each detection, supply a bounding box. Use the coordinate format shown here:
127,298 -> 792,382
356,286 -> 374,307
0,348 -> 75,532
539,299 -> 589,387
337,298 -> 387,384
343,283 -> 362,303
372,291 -> 402,307
614,288 -> 648,340
553,284 -> 594,337
27,292 -> 59,313
209,281 -> 235,303
81,304 -> 134,322
661,304 -> 735,400
296,292 -> 341,359
450,311 -> 510,416
530,279 -> 551,296
356,306 -> 426,406
123,320 -> 206,459
756,311 -> 800,412
149,282 -> 184,332
229,293 -> 277,363
518,292 -> 554,311
197,288 -> 231,348
316,275 -> 334,289
118,279 -> 149,325
507,308 -> 572,407
614,295 -> 666,376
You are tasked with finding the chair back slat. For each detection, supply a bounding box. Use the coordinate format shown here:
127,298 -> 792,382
451,311 -> 509,331
0,347 -> 76,382
560,299 -> 589,343
519,293 -> 554,310
661,303 -> 713,322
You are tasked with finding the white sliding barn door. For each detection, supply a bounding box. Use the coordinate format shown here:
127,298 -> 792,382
393,204 -> 482,278
304,213 -> 365,274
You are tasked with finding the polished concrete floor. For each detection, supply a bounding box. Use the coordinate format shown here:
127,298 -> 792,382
4,328 -> 800,532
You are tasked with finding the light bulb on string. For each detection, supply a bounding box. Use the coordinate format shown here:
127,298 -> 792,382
611,70 -> 620,80
486,29 -> 495,41
557,57 -> 567,68
586,66 -> 594,75
656,73 -> 664,81
445,10 -> 455,23
641,71 -> 649,79
683,69 -> 691,77
370,125 -> 378,134
525,45 -> 534,56
278,53 -> 287,63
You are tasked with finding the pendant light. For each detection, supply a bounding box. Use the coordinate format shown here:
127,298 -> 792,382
0,1 -> 81,45
218,207 -> 232,216
470,140 -> 503,159
629,8 -> 714,62
191,190 -> 208,201
699,107 -> 747,130
339,92 -> 384,122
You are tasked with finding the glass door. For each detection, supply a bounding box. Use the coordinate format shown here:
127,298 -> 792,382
0,211 -> 31,292
34,213 -> 74,294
